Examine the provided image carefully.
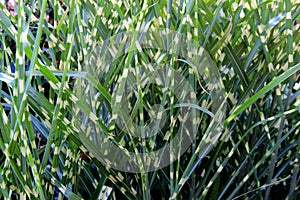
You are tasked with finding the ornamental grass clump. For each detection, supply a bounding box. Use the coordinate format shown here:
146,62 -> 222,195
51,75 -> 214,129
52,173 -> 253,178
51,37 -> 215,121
0,0 -> 299,199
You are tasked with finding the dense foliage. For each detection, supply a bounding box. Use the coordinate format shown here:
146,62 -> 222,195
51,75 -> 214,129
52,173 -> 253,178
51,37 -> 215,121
0,0 -> 300,199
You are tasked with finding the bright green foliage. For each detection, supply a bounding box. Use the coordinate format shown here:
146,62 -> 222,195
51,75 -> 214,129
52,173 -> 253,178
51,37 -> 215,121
0,0 -> 300,199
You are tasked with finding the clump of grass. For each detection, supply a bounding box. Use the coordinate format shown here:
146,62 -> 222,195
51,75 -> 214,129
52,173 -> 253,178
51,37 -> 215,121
0,0 -> 300,199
